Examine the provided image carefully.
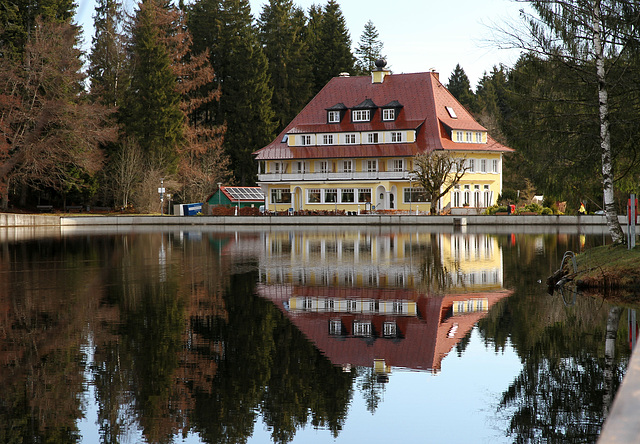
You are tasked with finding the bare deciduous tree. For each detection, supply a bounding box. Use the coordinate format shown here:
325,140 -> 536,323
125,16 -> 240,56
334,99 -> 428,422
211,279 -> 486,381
0,19 -> 115,209
412,150 -> 468,215
110,137 -> 144,209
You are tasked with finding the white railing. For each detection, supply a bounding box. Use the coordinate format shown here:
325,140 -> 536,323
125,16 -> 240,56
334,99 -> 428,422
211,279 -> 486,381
257,171 -> 410,182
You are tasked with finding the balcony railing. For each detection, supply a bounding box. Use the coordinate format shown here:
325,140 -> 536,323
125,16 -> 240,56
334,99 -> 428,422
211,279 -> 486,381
257,171 -> 410,182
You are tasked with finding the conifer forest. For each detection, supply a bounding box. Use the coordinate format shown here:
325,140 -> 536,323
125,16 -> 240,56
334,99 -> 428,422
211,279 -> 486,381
1,0 -> 640,218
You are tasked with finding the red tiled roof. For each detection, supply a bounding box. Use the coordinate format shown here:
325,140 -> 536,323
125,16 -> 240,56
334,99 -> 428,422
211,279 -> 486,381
257,284 -> 513,372
254,71 -> 513,161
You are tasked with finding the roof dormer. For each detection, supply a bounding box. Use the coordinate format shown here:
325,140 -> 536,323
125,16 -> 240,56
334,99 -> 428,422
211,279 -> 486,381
351,99 -> 378,122
381,100 -> 403,121
326,102 -> 347,123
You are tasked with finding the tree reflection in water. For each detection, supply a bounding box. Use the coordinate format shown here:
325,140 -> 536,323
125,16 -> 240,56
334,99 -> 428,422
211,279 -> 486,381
0,228 -> 634,444
481,234 -> 632,443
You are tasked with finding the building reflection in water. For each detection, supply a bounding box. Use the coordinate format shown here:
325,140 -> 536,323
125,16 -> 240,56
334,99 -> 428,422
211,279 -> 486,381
255,230 -> 513,377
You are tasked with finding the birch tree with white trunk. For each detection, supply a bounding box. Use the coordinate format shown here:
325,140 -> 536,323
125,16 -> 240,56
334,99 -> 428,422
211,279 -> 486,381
500,0 -> 640,243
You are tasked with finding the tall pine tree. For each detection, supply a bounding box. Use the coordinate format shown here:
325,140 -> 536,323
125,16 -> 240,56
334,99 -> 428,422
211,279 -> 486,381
189,0 -> 275,185
121,0 -> 184,171
0,0 -> 76,58
446,64 -> 475,112
308,0 -> 354,95
354,20 -> 385,75
258,0 -> 312,132
88,0 -> 127,108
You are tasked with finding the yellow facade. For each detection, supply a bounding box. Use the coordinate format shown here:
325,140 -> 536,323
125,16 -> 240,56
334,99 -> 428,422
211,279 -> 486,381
260,149 -> 503,214
258,231 -> 504,292
255,70 -> 512,212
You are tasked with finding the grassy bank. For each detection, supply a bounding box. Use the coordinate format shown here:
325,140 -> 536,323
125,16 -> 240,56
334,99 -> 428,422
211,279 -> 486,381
571,244 -> 640,292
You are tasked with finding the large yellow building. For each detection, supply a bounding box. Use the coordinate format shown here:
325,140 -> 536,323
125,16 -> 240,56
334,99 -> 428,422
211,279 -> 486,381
254,62 -> 513,213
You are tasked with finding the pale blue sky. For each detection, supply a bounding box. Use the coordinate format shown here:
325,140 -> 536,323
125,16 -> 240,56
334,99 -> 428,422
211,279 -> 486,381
74,0 -> 524,87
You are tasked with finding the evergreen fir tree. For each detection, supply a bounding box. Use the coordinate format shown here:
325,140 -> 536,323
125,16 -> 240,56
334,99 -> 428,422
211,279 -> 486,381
258,0 -> 312,132
88,0 -> 127,108
354,20 -> 385,75
121,0 -> 183,171
0,0 -> 76,57
189,0 -> 275,185
308,0 -> 354,94
446,64 -> 475,111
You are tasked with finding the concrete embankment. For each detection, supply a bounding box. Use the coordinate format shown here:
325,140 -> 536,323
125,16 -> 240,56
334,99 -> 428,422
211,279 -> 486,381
598,347 -> 640,443
0,213 -> 625,228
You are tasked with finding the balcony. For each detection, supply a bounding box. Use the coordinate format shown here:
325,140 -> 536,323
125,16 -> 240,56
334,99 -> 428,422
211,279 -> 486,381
257,171 -> 410,183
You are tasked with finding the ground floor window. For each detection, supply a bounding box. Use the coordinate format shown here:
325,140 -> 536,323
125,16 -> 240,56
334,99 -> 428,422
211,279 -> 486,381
452,185 -> 460,207
358,188 -> 372,203
341,189 -> 355,203
271,188 -> 291,203
404,186 -> 429,203
452,184 -> 493,207
325,189 -> 338,203
305,187 -> 371,204
307,189 -> 321,203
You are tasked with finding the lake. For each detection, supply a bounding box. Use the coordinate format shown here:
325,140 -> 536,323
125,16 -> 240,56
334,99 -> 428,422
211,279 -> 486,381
0,225 -> 633,443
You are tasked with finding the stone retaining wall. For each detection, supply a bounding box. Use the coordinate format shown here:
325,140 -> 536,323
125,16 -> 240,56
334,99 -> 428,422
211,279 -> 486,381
0,213 -> 627,227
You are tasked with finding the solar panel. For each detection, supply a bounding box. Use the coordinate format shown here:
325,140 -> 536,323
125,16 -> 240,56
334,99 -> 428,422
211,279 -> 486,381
224,187 -> 265,201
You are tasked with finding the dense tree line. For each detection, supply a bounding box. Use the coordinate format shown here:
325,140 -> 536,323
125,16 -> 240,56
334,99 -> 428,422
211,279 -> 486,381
12,0 -> 640,229
446,0 -> 640,242
1,0 -> 388,211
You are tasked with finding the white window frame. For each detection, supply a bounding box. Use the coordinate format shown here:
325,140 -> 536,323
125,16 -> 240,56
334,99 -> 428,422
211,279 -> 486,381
483,184 -> 491,207
453,185 -> 461,207
357,188 -> 372,203
392,159 -> 404,172
465,131 -> 473,142
456,131 -> 463,142
352,109 -> 371,122
391,132 -> 402,143
307,189 -> 321,204
353,321 -> 372,337
366,133 -> 380,144
300,135 -> 312,146
480,159 -> 487,173
383,108 -> 395,121
342,160 -> 353,173
321,134 -> 334,145
467,158 -> 475,172
475,132 -> 483,143
344,133 -> 357,144
325,188 -> 338,203
383,322 -> 397,337
492,159 -> 500,173
296,161 -> 308,174
341,188 -> 355,203
328,110 -> 341,123
319,161 -> 329,173
366,160 -> 378,172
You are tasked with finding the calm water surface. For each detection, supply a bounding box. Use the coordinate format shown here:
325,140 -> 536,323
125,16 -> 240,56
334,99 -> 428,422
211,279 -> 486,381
0,225 -> 634,443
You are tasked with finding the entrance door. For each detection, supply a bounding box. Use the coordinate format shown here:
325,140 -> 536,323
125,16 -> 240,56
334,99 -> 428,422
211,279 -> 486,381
389,193 -> 395,209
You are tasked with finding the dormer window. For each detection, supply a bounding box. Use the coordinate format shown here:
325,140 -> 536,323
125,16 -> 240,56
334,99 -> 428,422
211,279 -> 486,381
351,98 -> 377,123
328,110 -> 341,123
352,109 -> 371,122
326,103 -> 347,124
381,100 -> 402,121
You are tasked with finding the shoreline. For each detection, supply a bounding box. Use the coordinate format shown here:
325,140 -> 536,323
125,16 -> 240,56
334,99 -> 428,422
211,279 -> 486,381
0,213 -> 625,228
